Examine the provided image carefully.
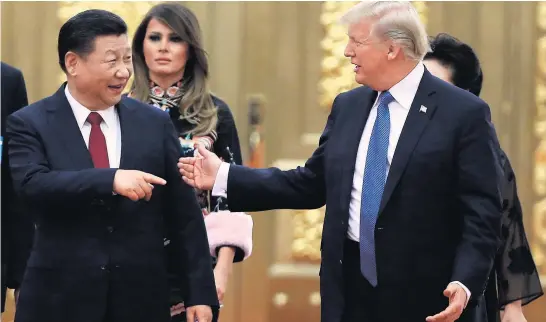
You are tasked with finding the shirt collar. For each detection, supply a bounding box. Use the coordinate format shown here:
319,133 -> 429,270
64,84 -> 116,129
379,62 -> 424,110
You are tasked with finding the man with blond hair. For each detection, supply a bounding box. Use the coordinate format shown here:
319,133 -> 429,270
179,1 -> 502,321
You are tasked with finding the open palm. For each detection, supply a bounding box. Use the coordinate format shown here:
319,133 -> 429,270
179,144 -> 221,190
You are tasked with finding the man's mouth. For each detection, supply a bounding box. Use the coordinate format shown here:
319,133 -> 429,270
353,64 -> 360,72
108,84 -> 125,93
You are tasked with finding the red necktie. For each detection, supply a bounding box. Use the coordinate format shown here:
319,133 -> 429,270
87,112 -> 110,168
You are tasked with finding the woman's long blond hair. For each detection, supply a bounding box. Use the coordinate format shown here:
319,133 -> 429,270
131,3 -> 217,136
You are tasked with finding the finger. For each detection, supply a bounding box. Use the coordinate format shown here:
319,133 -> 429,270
426,304 -> 458,322
178,157 -> 196,165
133,186 -> 146,200
197,310 -> 211,322
181,163 -> 195,173
443,287 -> 455,298
182,176 -> 196,187
170,303 -> 186,315
180,168 -> 194,179
142,173 -> 167,185
195,144 -> 210,158
186,308 -> 195,322
137,179 -> 153,201
127,190 -> 140,202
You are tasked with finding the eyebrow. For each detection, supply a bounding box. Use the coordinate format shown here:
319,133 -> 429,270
147,30 -> 179,37
104,48 -> 131,56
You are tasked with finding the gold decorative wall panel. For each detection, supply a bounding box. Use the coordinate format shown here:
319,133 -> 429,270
318,1 -> 359,110
291,208 -> 324,262
56,1 -> 159,84
532,1 -> 546,278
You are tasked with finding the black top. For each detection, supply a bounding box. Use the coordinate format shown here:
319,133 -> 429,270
136,88 -> 244,306
483,150 -> 543,322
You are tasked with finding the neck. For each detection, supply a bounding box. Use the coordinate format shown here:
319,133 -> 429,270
149,72 -> 184,91
66,82 -> 108,111
375,60 -> 419,91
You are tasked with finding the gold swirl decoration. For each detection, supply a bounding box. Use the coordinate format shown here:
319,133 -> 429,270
291,208 -> 325,262
57,1 -> 159,86
533,1 -> 546,280
318,1 -> 360,111
318,1 -> 429,111
290,1 -> 429,262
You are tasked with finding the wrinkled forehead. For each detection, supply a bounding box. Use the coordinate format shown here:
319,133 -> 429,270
93,34 -> 131,56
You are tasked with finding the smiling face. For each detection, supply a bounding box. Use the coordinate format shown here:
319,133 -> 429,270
143,18 -> 189,83
65,34 -> 132,110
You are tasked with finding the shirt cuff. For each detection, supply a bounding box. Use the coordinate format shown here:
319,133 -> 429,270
211,162 -> 230,198
449,281 -> 471,307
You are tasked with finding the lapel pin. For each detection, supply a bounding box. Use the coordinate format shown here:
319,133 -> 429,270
419,105 -> 427,113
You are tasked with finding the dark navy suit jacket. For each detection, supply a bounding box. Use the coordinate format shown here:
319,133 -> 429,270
223,69 -> 503,322
1,62 -> 33,313
6,84 -> 218,322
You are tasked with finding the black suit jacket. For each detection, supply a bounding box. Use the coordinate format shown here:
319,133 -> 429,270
1,62 -> 33,312
222,70 -> 502,322
6,85 -> 218,322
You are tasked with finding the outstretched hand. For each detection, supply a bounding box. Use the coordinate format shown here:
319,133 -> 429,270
178,144 -> 222,191
426,283 -> 467,322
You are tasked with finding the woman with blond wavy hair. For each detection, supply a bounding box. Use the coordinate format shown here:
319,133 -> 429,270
129,3 -> 253,321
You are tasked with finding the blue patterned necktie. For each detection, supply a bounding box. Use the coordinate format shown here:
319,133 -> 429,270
359,91 -> 394,286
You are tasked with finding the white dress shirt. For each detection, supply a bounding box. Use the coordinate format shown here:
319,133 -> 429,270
64,85 -> 122,168
347,62 -> 423,241
211,62 -> 471,302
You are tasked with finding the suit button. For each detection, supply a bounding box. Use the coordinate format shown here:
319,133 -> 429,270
339,260 -> 343,264
107,226 -> 114,233
100,265 -> 107,270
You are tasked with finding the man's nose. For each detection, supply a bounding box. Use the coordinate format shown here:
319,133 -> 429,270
344,44 -> 354,57
116,66 -> 131,79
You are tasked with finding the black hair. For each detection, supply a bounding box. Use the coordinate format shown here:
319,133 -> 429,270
424,33 -> 483,96
58,9 -> 127,72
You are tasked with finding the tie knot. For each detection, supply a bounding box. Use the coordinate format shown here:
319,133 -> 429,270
378,91 -> 394,108
87,112 -> 103,126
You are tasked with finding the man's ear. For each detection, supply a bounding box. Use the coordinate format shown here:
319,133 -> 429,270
387,44 -> 402,60
64,51 -> 79,76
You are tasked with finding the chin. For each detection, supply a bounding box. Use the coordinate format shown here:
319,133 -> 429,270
355,74 -> 367,86
106,96 -> 122,107
151,66 -> 178,76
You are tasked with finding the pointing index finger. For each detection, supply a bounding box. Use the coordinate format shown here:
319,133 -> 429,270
143,173 -> 166,185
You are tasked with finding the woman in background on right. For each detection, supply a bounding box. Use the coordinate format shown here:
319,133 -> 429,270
423,33 -> 543,322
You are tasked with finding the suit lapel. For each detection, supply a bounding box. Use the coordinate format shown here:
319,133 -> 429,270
378,71 -> 438,215
117,98 -> 140,169
48,84 -> 94,168
339,88 -> 378,212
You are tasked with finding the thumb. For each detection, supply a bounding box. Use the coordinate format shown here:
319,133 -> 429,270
196,144 -> 212,158
443,284 -> 457,298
